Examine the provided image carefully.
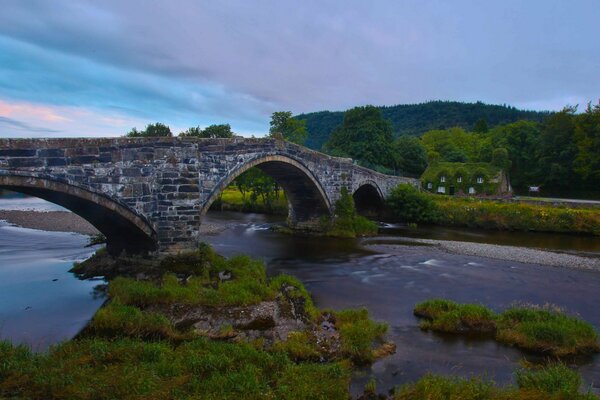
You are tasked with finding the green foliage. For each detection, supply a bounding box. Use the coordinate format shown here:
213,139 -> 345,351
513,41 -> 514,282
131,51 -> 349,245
432,196 -> 600,235
421,127 -> 480,162
496,306 -> 600,357
334,308 -> 388,364
395,135 -> 428,176
231,167 -> 285,213
386,184 -> 439,223
0,337 -> 351,400
414,300 -> 600,357
126,122 -> 172,137
492,147 -> 511,171
179,123 -> 234,138
515,363 -> 587,397
270,111 -> 308,145
86,301 -> 186,340
393,366 -> 598,400
421,161 -> 503,195
323,105 -> 397,172
326,187 -> 378,237
296,100 -> 549,151
273,331 -> 320,361
269,274 -> 319,320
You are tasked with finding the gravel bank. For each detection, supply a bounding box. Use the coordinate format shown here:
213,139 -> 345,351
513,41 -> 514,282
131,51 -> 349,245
0,210 -> 230,237
0,210 -> 99,235
365,238 -> 600,271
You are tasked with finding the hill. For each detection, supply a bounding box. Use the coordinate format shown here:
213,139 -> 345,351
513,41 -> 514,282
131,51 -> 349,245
295,100 -> 551,150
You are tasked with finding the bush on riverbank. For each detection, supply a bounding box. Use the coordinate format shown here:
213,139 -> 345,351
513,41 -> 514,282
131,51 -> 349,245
414,299 -> 600,357
393,363 -> 597,400
324,187 -> 379,238
386,184 -> 600,235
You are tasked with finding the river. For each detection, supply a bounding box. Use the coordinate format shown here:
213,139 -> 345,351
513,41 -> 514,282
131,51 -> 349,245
0,196 -> 599,395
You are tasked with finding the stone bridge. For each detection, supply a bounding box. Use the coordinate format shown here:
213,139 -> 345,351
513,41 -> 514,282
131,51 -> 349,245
0,138 -> 418,253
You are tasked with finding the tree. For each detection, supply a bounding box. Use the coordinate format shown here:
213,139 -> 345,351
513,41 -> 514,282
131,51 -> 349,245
179,124 -> 233,138
323,106 -> 397,171
421,128 -> 481,163
491,147 -> 511,171
573,102 -> 600,187
386,184 -> 438,223
473,118 -> 489,134
395,135 -> 428,176
126,122 -> 172,137
269,111 -> 308,145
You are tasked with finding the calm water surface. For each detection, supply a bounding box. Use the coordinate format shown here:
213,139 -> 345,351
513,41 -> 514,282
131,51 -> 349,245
0,195 -> 599,395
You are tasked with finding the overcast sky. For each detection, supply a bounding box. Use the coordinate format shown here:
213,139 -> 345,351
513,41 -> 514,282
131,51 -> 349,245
0,0 -> 598,138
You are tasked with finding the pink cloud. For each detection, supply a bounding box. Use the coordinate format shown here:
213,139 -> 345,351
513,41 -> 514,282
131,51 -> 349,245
0,98 -> 148,137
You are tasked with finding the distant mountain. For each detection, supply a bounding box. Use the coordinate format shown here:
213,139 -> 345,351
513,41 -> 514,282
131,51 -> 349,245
295,100 -> 551,150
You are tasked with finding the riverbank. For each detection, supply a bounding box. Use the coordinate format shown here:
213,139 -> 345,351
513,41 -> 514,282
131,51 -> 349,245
0,210 -> 99,235
364,237 -> 600,271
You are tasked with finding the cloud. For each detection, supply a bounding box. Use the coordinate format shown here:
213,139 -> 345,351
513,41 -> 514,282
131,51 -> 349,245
0,0 -> 599,138
0,116 -> 62,134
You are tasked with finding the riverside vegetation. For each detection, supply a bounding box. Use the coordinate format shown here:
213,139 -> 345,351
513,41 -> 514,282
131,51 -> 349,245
2,249 -> 599,398
393,363 -> 597,400
387,184 -> 600,236
414,299 -> 600,357
0,244 -> 392,399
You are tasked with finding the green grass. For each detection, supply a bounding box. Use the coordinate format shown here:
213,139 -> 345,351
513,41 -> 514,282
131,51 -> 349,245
85,301 -> 188,341
496,306 -> 600,357
0,337 -> 351,400
387,183 -> 600,236
213,187 -> 288,215
109,254 -> 274,308
414,299 -> 496,334
414,300 -> 600,357
432,196 -> 600,235
333,308 -> 388,364
1,245 -> 396,398
393,364 -> 598,399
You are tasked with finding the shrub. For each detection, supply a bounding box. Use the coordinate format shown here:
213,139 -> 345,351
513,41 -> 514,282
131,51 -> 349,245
334,308 -> 388,364
386,184 -> 439,223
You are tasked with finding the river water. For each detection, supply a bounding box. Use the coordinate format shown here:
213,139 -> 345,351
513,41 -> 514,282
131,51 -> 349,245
0,196 -> 599,395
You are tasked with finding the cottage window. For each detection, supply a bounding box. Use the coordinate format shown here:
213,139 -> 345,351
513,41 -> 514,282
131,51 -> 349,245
437,186 -> 446,194
468,187 -> 476,194
457,176 -> 462,183
427,182 -> 432,189
440,176 -> 446,183
477,176 -> 484,184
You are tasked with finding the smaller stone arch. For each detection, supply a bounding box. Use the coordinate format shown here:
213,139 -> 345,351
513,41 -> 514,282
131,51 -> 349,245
201,154 -> 332,227
0,172 -> 157,254
352,180 -> 385,218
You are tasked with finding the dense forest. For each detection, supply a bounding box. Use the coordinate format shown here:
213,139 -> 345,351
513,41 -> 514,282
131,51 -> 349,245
317,103 -> 599,198
295,101 -> 550,150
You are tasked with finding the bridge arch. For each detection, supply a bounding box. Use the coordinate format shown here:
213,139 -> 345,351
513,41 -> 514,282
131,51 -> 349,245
0,173 -> 157,254
201,154 -> 332,225
353,180 -> 385,217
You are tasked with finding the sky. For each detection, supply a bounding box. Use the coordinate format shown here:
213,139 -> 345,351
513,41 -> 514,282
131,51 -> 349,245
0,0 -> 598,138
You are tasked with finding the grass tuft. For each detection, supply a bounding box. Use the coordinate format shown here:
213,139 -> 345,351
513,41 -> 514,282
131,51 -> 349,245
414,300 -> 600,357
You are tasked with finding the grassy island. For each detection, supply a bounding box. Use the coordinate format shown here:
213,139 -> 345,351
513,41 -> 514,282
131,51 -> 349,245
1,244 -> 391,399
414,299 -> 600,357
